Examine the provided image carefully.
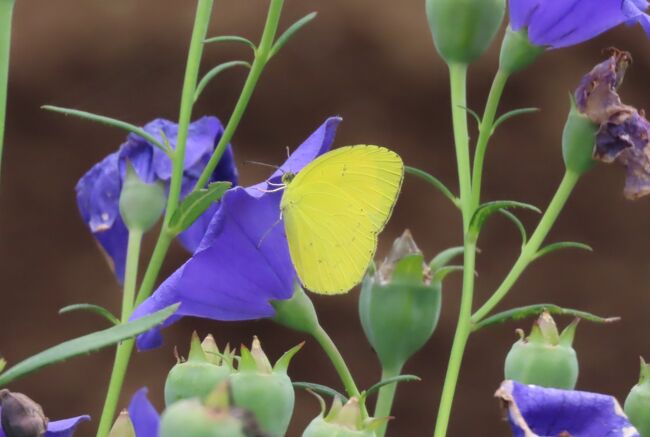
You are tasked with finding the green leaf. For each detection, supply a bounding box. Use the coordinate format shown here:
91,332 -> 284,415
194,61 -> 251,103
365,374 -> 421,397
0,358 -> 6,374
534,241 -> 593,261
293,382 -> 347,402
469,200 -> 540,239
499,209 -> 528,246
458,105 -> 482,127
432,265 -> 464,283
429,246 -> 464,273
169,182 -> 232,234
41,105 -> 170,154
492,107 -> 539,134
0,305 -> 178,387
472,303 -> 619,331
59,303 -> 119,325
405,166 -> 459,208
203,35 -> 257,51
269,12 -> 317,58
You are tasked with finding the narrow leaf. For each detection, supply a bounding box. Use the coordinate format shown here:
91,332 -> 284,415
0,305 -> 178,387
365,374 -> 421,396
41,105 -> 169,154
432,265 -> 464,283
458,105 -> 482,126
59,303 -> 119,325
534,242 -> 593,261
499,209 -> 528,246
469,200 -> 540,238
293,382 -> 347,402
203,35 -> 257,51
194,61 -> 250,103
270,12 -> 318,58
405,166 -> 459,207
492,107 -> 539,134
0,359 -> 5,374
429,246 -> 464,273
169,182 -> 231,233
472,303 -> 619,331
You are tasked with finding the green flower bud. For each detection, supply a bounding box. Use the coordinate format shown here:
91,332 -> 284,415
426,0 -> 505,64
119,163 -> 166,233
499,27 -> 544,75
504,312 -> 579,389
302,395 -> 385,437
359,230 -> 442,371
164,332 -> 232,406
0,389 -> 48,437
107,410 -> 135,437
624,357 -> 650,436
160,396 -> 248,437
562,98 -> 598,175
229,337 -> 301,437
272,283 -> 320,335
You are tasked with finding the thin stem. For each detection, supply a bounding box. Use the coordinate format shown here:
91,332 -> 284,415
0,0 -> 15,182
193,0 -> 284,191
373,365 -> 402,437
472,169 -> 581,323
471,69 -> 509,209
96,230 -> 143,437
448,63 -> 472,230
433,242 -> 476,437
311,326 -> 363,402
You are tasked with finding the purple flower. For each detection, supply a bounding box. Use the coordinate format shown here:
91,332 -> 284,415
76,116 -> 238,281
509,0 -> 650,48
128,388 -> 160,437
496,380 -> 639,436
131,117 -> 341,350
0,407 -> 89,437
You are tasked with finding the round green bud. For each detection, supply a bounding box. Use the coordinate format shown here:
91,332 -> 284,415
562,99 -> 598,175
229,338 -> 300,437
624,358 -> 650,436
164,333 -> 231,406
499,27 -> 545,75
159,399 -> 247,437
359,230 -> 442,371
504,313 -> 579,389
426,0 -> 505,64
302,416 -> 376,437
303,396 -> 383,437
119,164 -> 166,232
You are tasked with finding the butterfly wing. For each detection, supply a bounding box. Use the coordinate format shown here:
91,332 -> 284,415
281,145 -> 404,294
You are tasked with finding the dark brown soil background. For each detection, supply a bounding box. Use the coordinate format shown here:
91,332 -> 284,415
1,1 -> 650,435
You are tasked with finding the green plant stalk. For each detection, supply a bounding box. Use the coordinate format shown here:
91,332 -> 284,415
373,364 -> 402,437
0,0 -> 15,182
96,230 -> 143,437
311,325 -> 364,405
193,0 -> 285,191
432,62 -> 477,437
433,242 -> 476,437
472,169 -> 581,323
471,69 -> 509,209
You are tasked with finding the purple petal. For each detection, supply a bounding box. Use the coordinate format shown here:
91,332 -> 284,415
132,117 -> 340,350
508,0 -> 650,48
44,415 -> 90,437
496,380 -> 639,436
128,388 -> 160,437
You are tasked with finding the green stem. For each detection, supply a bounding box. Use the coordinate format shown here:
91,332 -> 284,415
133,230 -> 173,307
311,325 -> 363,402
373,365 -> 402,437
0,0 -> 15,182
471,169 -> 581,323
471,69 -> 509,209
96,230 -> 143,437
448,63 -> 472,230
193,0 -> 284,191
433,242 -> 476,437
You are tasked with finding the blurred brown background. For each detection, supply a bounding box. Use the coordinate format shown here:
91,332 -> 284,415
1,1 -> 650,435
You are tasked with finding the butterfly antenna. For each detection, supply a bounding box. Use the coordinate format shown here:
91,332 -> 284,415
257,214 -> 283,248
245,160 -> 281,170
285,146 -> 291,159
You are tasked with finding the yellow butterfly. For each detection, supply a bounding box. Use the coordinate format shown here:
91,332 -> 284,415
280,145 -> 404,295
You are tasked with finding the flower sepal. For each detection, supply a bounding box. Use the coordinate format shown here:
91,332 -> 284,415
624,357 -> 650,436
303,394 -> 386,437
562,97 -> 598,175
499,26 -> 544,75
119,163 -> 166,233
272,283 -> 320,335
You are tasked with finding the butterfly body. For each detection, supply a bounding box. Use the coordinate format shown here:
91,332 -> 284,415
280,145 -> 404,294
